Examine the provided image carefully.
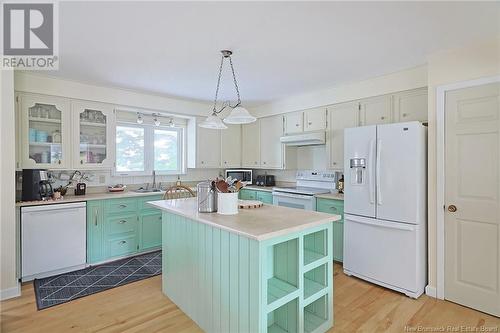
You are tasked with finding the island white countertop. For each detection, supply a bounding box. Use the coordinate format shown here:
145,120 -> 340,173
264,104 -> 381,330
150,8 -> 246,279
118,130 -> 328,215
148,197 -> 341,241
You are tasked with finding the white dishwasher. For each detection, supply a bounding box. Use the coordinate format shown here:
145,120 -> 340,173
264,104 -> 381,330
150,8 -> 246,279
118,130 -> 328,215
21,202 -> 87,281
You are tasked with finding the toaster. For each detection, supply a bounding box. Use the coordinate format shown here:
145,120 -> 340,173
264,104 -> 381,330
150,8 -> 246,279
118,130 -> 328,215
256,175 -> 275,187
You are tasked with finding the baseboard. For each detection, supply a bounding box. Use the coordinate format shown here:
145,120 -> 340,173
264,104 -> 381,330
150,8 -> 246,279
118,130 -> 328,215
0,283 -> 21,301
425,285 -> 437,298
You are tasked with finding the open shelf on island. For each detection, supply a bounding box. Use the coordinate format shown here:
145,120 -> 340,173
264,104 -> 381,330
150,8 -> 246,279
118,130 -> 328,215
268,297 -> 298,333
266,238 -> 299,307
304,264 -> 328,301
304,294 -> 328,333
303,230 -> 328,266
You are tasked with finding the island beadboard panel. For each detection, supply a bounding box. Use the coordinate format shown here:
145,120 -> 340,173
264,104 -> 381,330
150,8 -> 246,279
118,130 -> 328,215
161,211 -> 334,333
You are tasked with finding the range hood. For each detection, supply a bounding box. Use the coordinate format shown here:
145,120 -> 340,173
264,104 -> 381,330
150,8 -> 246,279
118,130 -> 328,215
280,132 -> 326,146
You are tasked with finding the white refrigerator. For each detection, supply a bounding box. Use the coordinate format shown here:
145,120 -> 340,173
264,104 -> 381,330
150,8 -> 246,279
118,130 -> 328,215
343,121 -> 427,298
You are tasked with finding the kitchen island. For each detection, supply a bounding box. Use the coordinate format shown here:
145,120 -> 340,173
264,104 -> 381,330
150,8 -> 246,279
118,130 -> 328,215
148,198 -> 341,333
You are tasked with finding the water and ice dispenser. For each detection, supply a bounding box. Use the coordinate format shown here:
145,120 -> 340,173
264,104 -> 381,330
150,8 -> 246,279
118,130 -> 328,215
349,158 -> 366,185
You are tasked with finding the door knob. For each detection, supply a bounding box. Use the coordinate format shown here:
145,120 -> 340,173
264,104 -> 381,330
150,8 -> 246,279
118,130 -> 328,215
448,205 -> 457,212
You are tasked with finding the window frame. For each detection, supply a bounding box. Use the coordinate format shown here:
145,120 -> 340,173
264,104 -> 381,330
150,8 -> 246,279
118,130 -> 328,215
114,121 -> 185,176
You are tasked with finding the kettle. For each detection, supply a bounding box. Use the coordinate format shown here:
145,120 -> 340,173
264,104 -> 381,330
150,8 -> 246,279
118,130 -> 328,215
197,181 -> 217,213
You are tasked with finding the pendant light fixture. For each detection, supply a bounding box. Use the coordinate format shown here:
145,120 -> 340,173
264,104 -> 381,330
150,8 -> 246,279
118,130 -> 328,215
199,50 -> 256,129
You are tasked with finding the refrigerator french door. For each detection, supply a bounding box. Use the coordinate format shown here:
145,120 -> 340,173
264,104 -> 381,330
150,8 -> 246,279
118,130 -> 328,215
343,121 -> 427,298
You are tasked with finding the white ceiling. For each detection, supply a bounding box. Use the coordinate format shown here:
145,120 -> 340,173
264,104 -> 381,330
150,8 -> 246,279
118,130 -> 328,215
52,1 -> 499,106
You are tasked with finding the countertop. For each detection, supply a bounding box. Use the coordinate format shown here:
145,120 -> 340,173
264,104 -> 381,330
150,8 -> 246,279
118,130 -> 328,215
243,185 -> 275,192
314,193 -> 344,200
16,190 -> 167,207
148,197 -> 341,241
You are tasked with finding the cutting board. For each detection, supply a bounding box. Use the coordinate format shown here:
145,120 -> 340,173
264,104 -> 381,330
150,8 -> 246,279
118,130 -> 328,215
238,200 -> 263,209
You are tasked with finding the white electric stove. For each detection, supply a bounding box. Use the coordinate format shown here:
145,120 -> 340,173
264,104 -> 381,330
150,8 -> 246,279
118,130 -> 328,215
272,170 -> 340,210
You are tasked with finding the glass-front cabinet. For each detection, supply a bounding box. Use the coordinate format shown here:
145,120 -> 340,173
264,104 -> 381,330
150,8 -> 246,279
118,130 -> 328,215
20,94 -> 71,169
72,101 -> 114,169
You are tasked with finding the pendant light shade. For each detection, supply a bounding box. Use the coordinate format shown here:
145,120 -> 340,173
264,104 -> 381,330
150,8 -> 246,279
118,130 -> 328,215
201,50 -> 256,129
223,106 -> 257,124
199,113 -> 228,129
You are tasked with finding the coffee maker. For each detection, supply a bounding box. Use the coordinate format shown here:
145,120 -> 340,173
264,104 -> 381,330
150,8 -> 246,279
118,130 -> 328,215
22,169 -> 54,201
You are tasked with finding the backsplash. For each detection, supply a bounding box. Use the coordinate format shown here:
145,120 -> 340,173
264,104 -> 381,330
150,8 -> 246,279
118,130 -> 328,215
16,168 -> 222,200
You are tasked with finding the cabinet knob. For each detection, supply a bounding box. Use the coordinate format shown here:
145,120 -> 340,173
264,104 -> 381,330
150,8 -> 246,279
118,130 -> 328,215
201,161 -> 204,164
80,160 -> 83,164
255,161 -> 258,164
58,160 -> 61,164
296,124 -> 299,127
119,220 -> 127,224
224,161 -> 227,164
119,240 -> 127,245
119,204 -> 127,208
308,122 -> 312,125
333,162 -> 337,165
448,205 -> 457,213
263,161 -> 266,164
402,113 -> 407,117
381,116 -> 385,120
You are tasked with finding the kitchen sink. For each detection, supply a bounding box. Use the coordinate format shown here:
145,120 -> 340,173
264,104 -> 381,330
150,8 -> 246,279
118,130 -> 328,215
133,188 -> 162,193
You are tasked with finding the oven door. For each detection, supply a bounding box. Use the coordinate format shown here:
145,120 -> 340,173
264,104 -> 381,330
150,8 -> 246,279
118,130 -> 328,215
272,191 -> 315,211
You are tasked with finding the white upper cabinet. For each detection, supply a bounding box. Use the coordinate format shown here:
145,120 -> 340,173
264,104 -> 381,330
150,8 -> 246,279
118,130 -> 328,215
284,111 -> 303,134
242,120 -> 261,168
19,94 -> 71,169
393,88 -> 428,123
328,101 -> 359,170
72,101 -> 115,169
260,115 -> 284,169
220,124 -> 241,168
304,107 -> 327,132
359,95 -> 392,126
196,125 -> 221,168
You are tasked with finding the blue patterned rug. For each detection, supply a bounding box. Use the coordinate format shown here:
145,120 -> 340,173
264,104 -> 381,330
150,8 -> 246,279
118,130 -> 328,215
34,251 -> 162,310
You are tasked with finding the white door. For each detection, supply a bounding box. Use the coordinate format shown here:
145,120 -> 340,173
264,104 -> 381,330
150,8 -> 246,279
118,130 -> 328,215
241,120 -> 260,168
304,107 -> 326,132
393,88 -> 428,123
444,82 -> 500,317
221,124 -> 241,168
344,125 -> 376,218
328,101 -> 359,170
197,124 -> 221,168
284,111 -> 303,134
359,95 -> 392,126
71,101 -> 115,169
376,122 -> 426,224
20,94 -> 71,169
260,115 -> 284,169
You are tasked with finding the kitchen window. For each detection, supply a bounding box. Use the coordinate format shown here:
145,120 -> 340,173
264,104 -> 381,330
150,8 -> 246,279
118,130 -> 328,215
115,117 -> 185,175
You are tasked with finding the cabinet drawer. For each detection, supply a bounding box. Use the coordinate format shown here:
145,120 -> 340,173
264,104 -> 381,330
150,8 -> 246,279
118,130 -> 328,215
256,191 -> 273,204
239,189 -> 257,200
316,198 -> 344,219
138,195 -> 163,211
105,198 -> 138,215
106,214 -> 137,236
107,234 -> 137,258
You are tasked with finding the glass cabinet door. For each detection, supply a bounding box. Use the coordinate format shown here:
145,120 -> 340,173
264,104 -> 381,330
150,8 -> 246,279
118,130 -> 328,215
21,95 -> 70,168
73,102 -> 113,168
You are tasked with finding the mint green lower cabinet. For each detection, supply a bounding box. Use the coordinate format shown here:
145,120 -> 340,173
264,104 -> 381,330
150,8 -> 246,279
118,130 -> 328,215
316,198 -> 344,262
87,200 -> 104,264
240,189 -> 273,204
239,189 -> 257,200
140,212 -> 162,250
256,191 -> 273,204
162,212 -> 334,333
86,195 -> 163,264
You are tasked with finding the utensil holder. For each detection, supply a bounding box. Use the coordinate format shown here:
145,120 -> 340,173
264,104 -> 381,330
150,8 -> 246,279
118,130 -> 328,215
217,192 -> 238,215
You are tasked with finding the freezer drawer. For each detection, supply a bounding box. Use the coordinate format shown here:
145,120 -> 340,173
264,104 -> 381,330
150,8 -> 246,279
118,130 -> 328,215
343,214 -> 426,296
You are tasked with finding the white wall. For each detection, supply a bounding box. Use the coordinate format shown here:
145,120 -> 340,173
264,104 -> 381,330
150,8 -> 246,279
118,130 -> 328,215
250,65 -> 427,116
426,39 -> 500,291
15,72 -> 211,117
0,70 -> 20,300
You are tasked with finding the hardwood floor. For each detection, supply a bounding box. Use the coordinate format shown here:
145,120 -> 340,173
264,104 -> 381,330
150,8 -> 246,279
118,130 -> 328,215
1,263 -> 498,333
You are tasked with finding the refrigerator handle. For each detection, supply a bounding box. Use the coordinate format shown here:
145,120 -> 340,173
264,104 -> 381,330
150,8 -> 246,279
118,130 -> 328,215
376,139 -> 382,205
368,139 -> 375,204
